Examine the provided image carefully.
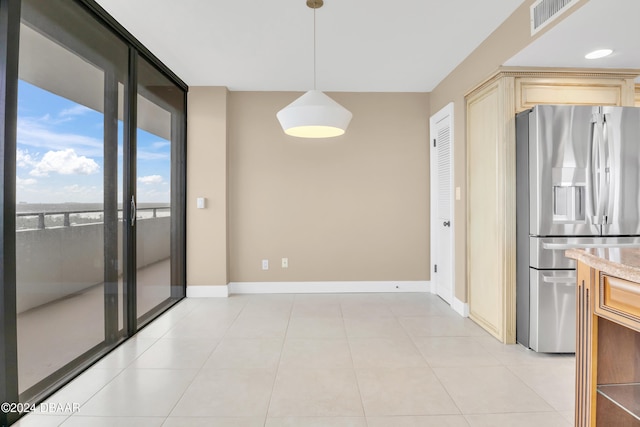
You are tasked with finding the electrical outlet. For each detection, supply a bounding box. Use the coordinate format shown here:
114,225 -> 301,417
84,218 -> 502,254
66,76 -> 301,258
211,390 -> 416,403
262,259 -> 269,270
282,258 -> 288,268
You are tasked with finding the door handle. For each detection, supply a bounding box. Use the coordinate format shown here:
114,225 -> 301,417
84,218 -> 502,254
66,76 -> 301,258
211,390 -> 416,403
542,272 -> 576,284
443,221 -> 451,227
602,113 -> 613,224
131,195 -> 136,227
542,242 -> 640,250
590,110 -> 608,225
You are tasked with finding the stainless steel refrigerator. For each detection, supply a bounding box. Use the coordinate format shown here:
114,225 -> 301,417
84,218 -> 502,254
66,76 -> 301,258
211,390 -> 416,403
516,105 -> 640,353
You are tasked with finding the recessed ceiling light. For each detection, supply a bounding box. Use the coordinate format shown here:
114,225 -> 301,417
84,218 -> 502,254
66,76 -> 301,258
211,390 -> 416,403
585,49 -> 613,59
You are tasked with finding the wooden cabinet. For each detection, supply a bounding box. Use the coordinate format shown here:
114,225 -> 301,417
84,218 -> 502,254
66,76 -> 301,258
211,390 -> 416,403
465,69 -> 639,343
594,316 -> 640,426
570,249 -> 640,426
466,76 -> 515,342
516,75 -> 635,111
575,260 -> 595,426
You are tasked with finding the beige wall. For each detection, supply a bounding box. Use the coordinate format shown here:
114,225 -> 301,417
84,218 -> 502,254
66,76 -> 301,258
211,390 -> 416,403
428,0 -> 588,302
184,1 -> 593,294
227,91 -> 430,283
186,87 -> 229,287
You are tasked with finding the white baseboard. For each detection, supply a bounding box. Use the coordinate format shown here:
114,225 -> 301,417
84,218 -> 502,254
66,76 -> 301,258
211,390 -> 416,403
187,281 -> 432,297
186,285 -> 229,298
451,297 -> 469,317
228,281 -> 431,294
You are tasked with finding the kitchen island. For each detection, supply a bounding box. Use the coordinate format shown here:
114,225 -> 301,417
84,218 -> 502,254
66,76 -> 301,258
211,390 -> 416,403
566,247 -> 640,427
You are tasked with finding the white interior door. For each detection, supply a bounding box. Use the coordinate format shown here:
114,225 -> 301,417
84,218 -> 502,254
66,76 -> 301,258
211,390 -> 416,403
430,103 -> 454,305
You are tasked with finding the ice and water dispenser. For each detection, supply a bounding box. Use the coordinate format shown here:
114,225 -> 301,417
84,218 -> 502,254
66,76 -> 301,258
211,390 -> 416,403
552,167 -> 586,223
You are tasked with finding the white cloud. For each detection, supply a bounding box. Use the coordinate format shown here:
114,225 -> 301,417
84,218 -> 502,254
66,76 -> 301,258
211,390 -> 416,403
16,176 -> 37,187
137,149 -> 169,160
64,184 -> 82,192
30,149 -> 100,177
17,148 -> 37,168
59,105 -> 93,117
63,184 -> 96,193
17,117 -> 103,157
137,187 -> 170,203
138,175 -> 163,185
152,141 -> 170,149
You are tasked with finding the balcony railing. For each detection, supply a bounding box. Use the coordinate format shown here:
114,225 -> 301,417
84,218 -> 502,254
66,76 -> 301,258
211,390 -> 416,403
16,206 -> 170,230
15,207 -> 172,313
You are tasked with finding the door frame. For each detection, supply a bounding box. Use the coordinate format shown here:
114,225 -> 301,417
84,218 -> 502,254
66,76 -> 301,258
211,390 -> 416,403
0,1 -> 21,424
430,102 -> 455,305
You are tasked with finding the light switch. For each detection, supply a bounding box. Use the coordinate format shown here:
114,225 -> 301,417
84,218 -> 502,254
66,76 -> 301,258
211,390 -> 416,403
262,259 -> 269,270
197,197 -> 206,209
455,187 -> 461,201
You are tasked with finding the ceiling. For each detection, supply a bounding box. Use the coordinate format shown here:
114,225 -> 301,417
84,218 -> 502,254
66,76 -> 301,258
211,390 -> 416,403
505,0 -> 640,78
94,0 -> 526,91
94,0 -> 640,92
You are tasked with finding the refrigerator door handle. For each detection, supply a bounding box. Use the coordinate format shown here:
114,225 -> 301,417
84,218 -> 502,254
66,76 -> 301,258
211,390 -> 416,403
590,112 -> 608,225
541,242 -> 640,250
541,273 -> 576,284
603,114 -> 613,224
589,119 -> 599,223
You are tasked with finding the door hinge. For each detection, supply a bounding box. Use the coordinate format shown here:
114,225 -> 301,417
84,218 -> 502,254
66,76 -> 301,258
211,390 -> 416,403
433,139 -> 436,147
434,264 -> 438,273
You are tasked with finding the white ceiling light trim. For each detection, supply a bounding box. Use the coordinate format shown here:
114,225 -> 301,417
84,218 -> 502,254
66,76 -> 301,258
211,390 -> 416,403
584,48 -> 613,59
277,0 -> 352,138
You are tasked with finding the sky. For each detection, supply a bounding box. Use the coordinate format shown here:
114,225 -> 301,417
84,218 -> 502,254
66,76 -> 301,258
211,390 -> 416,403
16,80 -> 171,205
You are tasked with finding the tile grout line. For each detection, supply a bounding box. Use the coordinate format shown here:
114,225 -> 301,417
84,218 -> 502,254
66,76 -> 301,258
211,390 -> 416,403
45,300 -> 200,424
503,363 -> 575,417
151,296 -> 248,424
54,333 -> 166,422
395,299 -> 467,420
339,297 -> 370,424
262,294 -> 296,426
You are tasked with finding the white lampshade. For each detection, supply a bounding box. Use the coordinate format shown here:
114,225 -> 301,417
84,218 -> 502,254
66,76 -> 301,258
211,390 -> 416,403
277,90 -> 353,138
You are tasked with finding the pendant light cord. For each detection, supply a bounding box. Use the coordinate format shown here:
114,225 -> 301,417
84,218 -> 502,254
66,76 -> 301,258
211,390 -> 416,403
313,7 -> 317,90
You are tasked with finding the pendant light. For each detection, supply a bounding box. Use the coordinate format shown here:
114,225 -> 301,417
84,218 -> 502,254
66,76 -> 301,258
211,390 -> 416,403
277,0 -> 352,138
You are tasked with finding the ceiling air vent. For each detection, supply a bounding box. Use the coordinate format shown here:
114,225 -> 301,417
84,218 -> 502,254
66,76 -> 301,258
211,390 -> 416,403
530,0 -> 580,35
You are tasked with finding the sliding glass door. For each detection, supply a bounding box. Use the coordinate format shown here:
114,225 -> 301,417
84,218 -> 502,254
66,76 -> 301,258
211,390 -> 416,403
1,0 -> 187,414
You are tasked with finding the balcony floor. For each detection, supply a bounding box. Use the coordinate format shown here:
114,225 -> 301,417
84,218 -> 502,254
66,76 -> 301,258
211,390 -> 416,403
17,258 -> 171,393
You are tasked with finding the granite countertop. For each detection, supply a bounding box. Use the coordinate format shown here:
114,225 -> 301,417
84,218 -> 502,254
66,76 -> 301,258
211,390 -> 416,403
566,247 -> 640,283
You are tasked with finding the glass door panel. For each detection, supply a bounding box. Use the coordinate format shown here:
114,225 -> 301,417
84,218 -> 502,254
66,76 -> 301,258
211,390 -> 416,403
16,0 -> 127,401
135,57 -> 184,323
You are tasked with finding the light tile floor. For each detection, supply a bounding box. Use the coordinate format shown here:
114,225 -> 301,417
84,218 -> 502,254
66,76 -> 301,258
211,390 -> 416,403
15,293 -> 575,427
